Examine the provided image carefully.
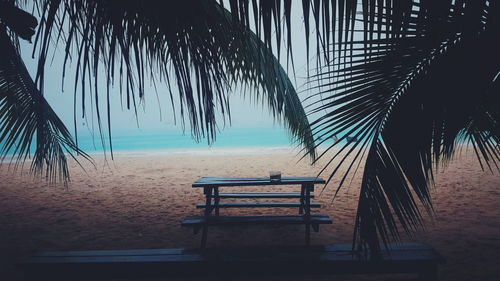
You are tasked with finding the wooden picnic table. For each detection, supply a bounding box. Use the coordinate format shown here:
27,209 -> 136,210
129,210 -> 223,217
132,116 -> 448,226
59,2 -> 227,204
182,176 -> 332,248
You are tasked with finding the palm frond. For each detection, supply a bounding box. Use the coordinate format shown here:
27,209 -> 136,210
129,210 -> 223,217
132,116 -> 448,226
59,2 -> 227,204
0,1 -> 37,41
307,0 -> 499,256
26,0 -> 315,159
0,28 -> 91,183
226,0 -> 363,70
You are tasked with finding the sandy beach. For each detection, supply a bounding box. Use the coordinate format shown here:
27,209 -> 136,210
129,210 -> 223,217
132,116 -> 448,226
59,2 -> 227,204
0,147 -> 499,280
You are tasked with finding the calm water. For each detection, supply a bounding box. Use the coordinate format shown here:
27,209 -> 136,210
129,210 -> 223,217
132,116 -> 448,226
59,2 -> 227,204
74,127 -> 295,153
2,127 -> 346,155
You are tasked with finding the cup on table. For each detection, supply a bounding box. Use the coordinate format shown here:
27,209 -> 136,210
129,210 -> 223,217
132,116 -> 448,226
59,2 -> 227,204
270,171 -> 281,182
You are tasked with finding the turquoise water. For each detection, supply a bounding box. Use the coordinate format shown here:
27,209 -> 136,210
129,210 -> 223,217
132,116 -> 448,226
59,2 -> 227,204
74,127 -> 295,153
2,127 -> 347,155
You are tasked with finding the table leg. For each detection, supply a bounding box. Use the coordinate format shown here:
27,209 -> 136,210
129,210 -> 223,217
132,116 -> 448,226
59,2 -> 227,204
203,187 -> 214,216
201,187 -> 214,248
299,185 -> 305,214
304,184 -> 312,246
214,187 -> 220,216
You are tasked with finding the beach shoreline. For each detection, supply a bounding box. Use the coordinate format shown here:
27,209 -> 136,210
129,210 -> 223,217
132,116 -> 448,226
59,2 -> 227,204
97,145 -> 302,157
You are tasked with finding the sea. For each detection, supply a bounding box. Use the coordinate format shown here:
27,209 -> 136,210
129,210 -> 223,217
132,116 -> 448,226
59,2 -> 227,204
71,127 -> 300,155
2,126 -> 343,157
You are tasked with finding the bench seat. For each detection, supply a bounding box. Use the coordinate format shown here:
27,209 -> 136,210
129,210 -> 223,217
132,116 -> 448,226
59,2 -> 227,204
218,192 -> 314,198
196,202 -> 320,209
181,214 -> 332,227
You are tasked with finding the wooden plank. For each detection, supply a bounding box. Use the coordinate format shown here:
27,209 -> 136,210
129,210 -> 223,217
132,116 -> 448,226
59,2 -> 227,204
29,244 -> 443,264
181,214 -> 332,226
19,243 -> 445,280
194,176 -> 324,185
35,248 -> 185,257
195,202 -> 321,208
193,176 -> 325,187
322,243 -> 442,252
196,176 -> 322,182
218,192 -> 315,198
27,254 -> 204,263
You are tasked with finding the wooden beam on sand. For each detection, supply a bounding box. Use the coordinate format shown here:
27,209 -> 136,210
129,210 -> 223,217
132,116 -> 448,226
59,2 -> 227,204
18,243 -> 445,281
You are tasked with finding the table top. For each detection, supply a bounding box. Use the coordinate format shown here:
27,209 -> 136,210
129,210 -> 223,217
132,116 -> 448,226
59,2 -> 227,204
192,176 -> 325,187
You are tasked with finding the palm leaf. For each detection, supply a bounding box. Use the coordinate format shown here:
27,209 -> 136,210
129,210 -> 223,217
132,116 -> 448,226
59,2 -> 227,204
26,0 -> 315,159
0,28 -> 91,183
306,0 -> 499,256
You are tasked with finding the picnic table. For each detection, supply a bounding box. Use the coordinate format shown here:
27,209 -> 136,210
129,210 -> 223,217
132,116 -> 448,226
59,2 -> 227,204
181,176 -> 332,248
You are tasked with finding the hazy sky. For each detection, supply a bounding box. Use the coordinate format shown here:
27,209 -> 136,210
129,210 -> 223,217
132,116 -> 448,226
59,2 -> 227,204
19,1 -> 316,139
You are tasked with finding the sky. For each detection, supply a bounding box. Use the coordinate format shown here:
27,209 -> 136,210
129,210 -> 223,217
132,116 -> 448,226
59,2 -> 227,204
19,1 -> 317,141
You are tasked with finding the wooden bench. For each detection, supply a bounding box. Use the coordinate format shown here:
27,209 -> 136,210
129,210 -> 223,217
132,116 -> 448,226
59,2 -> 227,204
218,192 -> 315,198
182,176 -> 332,247
182,214 -> 332,233
195,202 -> 321,208
18,243 -> 446,281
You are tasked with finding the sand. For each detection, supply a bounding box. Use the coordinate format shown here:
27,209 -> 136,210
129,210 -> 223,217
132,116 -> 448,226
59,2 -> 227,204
0,147 -> 499,280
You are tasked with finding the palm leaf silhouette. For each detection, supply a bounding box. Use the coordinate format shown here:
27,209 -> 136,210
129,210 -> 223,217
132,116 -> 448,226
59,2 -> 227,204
306,0 -> 499,255
0,27 -> 91,183
226,0 -> 499,255
28,0 -> 315,158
